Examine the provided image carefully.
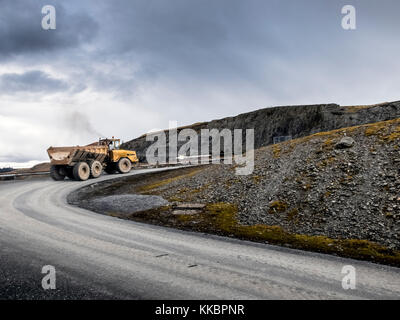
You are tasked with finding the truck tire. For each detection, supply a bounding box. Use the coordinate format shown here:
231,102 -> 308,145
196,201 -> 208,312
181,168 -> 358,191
66,167 -> 75,180
117,158 -> 132,174
104,163 -> 116,174
50,165 -> 66,181
89,160 -> 103,178
73,162 -> 90,181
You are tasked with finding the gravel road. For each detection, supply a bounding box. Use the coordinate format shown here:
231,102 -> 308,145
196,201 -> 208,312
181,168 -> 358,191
0,168 -> 399,299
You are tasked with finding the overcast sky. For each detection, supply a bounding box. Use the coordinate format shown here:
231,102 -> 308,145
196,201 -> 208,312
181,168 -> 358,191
0,0 -> 399,167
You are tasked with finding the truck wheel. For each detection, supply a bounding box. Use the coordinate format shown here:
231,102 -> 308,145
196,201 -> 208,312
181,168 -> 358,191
104,164 -> 116,174
117,158 -> 132,174
73,162 -> 90,181
50,165 -> 66,181
66,167 -> 75,180
89,160 -> 103,178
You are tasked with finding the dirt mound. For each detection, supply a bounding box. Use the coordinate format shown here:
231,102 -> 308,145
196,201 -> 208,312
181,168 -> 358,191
30,162 -> 51,172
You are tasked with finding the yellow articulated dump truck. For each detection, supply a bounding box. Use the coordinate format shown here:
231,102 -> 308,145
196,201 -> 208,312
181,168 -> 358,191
47,138 -> 138,181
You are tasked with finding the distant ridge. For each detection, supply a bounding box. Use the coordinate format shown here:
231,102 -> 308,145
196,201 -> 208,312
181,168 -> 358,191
122,101 -> 400,161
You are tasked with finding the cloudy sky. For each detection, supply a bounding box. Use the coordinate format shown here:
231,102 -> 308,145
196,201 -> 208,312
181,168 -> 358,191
0,0 -> 399,167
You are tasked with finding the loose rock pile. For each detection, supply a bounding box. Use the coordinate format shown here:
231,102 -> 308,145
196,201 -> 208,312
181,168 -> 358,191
88,194 -> 168,215
153,119 -> 400,250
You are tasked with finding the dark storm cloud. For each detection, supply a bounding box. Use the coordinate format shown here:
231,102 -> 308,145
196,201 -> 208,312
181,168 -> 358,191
3,0 -> 400,94
0,0 -> 98,59
87,0 -> 400,100
2,0 -> 395,103
0,70 -> 69,93
96,0 -> 281,80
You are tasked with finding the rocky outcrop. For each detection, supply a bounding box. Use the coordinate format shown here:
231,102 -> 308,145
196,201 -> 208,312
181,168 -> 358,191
122,101 -> 400,162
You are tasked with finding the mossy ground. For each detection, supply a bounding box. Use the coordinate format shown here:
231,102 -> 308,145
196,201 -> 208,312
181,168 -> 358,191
343,102 -> 389,113
275,117 -> 400,153
268,200 -> 288,214
201,203 -> 400,266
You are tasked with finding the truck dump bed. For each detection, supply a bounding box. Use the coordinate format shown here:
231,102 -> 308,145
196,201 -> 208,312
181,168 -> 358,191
47,145 -> 108,166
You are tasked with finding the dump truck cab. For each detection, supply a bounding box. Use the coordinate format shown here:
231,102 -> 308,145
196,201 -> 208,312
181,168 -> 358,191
99,138 -> 138,164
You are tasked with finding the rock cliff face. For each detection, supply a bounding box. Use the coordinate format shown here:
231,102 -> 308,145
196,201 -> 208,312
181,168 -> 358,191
122,101 -> 400,161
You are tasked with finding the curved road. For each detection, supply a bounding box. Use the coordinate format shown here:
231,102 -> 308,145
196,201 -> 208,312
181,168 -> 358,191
1,168 -> 399,299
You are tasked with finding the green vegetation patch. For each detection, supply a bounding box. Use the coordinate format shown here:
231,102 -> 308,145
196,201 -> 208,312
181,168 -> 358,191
266,117 -> 400,158
268,200 -> 288,214
202,203 -> 400,267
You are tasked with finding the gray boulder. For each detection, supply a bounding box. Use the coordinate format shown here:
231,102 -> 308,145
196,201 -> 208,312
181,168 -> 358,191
335,136 -> 355,149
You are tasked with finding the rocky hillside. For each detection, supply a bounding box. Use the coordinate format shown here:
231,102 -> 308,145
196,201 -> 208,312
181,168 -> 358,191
122,101 -> 400,162
141,118 -> 400,256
